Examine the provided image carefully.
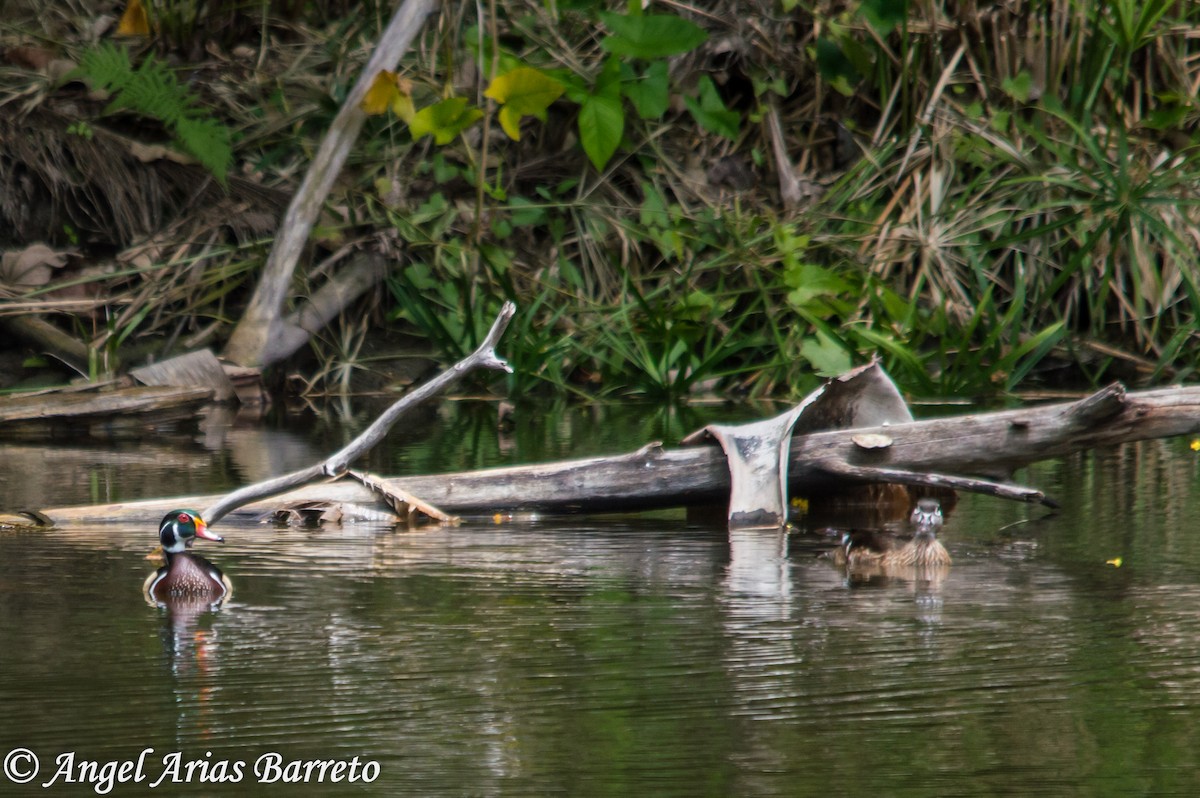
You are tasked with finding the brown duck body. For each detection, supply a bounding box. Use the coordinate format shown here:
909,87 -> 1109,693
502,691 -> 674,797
144,551 -> 232,601
838,531 -> 951,567
834,498 -> 952,568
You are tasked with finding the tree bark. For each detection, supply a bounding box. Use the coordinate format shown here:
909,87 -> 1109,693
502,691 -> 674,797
22,382 -> 1200,527
222,0 -> 438,368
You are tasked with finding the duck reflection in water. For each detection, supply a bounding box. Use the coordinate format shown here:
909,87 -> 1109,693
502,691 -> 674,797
832,498 -> 951,587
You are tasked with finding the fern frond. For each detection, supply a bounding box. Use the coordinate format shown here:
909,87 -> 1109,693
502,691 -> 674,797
77,42 -> 134,93
75,44 -> 234,186
108,56 -> 194,128
175,117 -> 232,183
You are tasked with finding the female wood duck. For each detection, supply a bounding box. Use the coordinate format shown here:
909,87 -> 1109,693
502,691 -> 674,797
835,498 -> 952,568
143,510 -> 232,602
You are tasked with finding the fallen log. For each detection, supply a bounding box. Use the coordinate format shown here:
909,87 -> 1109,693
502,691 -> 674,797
0,384 -> 214,439
18,380 -> 1200,527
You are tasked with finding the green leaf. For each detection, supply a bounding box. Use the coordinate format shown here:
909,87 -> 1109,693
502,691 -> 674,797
484,66 -> 566,140
621,60 -> 670,119
683,76 -> 740,140
1001,71 -> 1034,103
814,37 -> 860,96
784,262 -> 852,307
859,0 -> 909,34
579,59 -> 624,170
174,117 -> 232,183
800,332 -> 853,377
599,12 -> 708,58
639,182 -> 671,228
409,97 -> 484,144
1144,103 -> 1189,131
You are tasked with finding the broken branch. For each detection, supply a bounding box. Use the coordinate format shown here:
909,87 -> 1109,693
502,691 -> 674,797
816,461 -> 1057,508
202,301 -> 515,524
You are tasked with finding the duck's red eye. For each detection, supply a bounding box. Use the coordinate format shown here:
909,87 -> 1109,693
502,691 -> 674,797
177,513 -> 190,523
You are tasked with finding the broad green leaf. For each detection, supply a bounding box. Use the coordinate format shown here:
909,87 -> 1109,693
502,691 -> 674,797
579,94 -> 623,170
801,332 -> 853,377
599,12 -> 708,59
814,37 -> 860,96
860,0 -> 909,34
409,97 -> 483,144
1001,71 -> 1034,103
484,66 -> 566,140
579,59 -> 624,170
683,75 -> 740,140
621,60 -> 670,119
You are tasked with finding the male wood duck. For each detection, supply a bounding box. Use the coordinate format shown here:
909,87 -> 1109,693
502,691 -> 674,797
835,498 -> 952,568
143,510 -> 232,602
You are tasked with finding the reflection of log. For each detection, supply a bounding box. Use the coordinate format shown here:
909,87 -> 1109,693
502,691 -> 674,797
23,382 -> 1200,527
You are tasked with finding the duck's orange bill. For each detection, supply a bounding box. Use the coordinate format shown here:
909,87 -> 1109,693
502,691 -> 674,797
194,518 -> 224,543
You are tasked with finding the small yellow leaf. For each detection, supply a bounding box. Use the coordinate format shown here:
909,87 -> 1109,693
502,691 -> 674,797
1190,438 -> 1200,451
498,106 -> 523,140
409,97 -> 483,144
391,91 -> 415,124
361,70 -> 413,118
790,496 -> 809,513
117,0 -> 151,36
484,66 -> 565,141
1106,557 -> 1122,567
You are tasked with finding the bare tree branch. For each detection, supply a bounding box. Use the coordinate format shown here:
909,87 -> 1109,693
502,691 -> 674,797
815,462 -> 1057,508
203,302 -> 516,525
223,0 -> 438,368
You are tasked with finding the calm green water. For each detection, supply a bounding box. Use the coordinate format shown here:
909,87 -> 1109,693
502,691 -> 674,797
3,402 -> 1200,796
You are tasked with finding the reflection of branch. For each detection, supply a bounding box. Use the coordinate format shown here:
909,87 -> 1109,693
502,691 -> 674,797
203,302 -> 516,525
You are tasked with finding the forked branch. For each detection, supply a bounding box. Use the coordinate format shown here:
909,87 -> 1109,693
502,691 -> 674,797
202,301 -> 516,525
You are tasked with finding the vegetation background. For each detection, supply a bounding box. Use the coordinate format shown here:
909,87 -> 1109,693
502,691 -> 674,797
2,0 -> 1199,402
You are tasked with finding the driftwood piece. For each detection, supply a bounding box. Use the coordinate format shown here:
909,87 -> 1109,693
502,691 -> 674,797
0,384 -> 213,431
283,252 -> 389,351
817,463 -> 1055,506
130,349 -> 236,402
345,469 -> 457,526
2,315 -> 91,371
698,405 -> 810,529
22,381 -> 1200,527
388,383 -> 1200,513
681,361 -> 917,528
201,302 -> 515,525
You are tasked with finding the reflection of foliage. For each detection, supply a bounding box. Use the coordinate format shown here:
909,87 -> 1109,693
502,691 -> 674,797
371,398 -> 758,477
